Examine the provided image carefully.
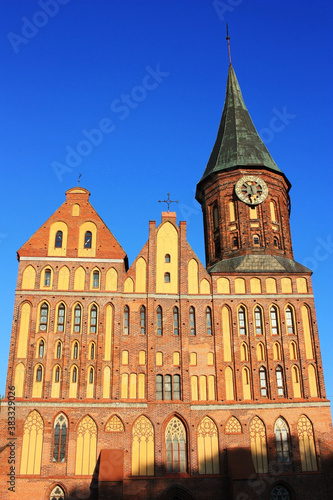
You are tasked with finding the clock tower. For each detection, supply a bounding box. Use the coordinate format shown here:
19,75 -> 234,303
196,65 -> 294,270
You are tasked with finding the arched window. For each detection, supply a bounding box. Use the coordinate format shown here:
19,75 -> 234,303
132,416 -> 154,476
290,341 -> 297,360
273,237 -> 279,248
250,417 -> 268,473
89,367 -> 94,384
75,416 -> 97,475
73,304 -> 82,333
72,366 -> 78,383
238,306 -> 247,335
140,306 -> 146,334
39,302 -> 49,331
297,415 -> 317,471
36,365 -> 43,381
189,307 -> 196,336
56,341 -> 62,359
270,485 -> 291,500
49,485 -> 65,500
232,235 -> 239,248
173,307 -> 179,335
44,269 -> 51,287
89,305 -> 97,333
73,341 -> 79,360
57,304 -> 65,332
206,307 -> 212,335
84,231 -> 92,248
240,343 -> 248,361
253,234 -> 260,246
38,339 -> 45,358
92,270 -> 99,288
164,272 -> 170,283
197,417 -> 219,474
55,366 -> 60,383
254,306 -> 263,334
165,417 -> 187,473
276,366 -> 284,396
53,414 -> 68,463
259,367 -> 268,397
20,410 -> 43,475
165,254 -> 171,263
285,306 -> 295,334
90,343 -> 95,360
124,305 -> 129,335
55,231 -> 63,248
270,306 -> 279,334
274,418 -> 290,463
157,306 -> 163,336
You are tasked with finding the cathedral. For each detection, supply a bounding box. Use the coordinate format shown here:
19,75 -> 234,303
1,57 -> 333,500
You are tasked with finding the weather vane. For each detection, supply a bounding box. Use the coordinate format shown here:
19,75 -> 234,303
226,23 -> 232,65
78,173 -> 82,185
158,193 -> 178,212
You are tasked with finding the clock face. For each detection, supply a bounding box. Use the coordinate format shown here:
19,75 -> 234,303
235,175 -> 268,205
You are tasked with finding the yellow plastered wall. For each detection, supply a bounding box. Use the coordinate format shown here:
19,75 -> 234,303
199,375 -> 207,401
51,366 -> 60,398
273,342 -> 281,361
22,265 -> 36,289
48,221 -> 68,257
229,201 -> 236,222
32,365 -> 43,398
249,206 -> 258,219
297,277 -> 308,293
308,365 -> 318,397
156,352 -> 163,366
301,306 -> 314,359
257,343 -> 265,361
74,267 -> 85,290
124,277 -> 134,293
121,374 -> 128,398
217,277 -> 230,294
198,417 -> 219,475
207,352 -> 214,365
138,373 -> 145,399
208,375 -> 215,400
86,369 -> 94,398
135,257 -> 147,292
235,278 -> 246,294
190,352 -> 197,365
241,343 -> 248,361
270,201 -> 276,221
225,367 -> 234,400
132,416 -> 154,476
242,367 -> 251,399
292,365 -> 301,397
75,416 -> 97,475
104,305 -> 113,361
72,203 -> 80,216
156,221 -> 178,294
106,268 -> 118,291
266,278 -> 277,293
297,416 -> 317,471
69,366 -> 78,398
40,266 -> 54,290
139,351 -> 146,365
122,350 -> 129,365
78,221 -> 97,258
290,341 -> 297,360
200,278 -> 210,294
281,278 -> 292,293
14,363 -> 25,397
250,417 -> 268,473
20,410 -> 43,475
129,373 -> 137,398
250,278 -> 261,294
103,367 -> 111,398
58,266 -> 70,290
188,259 -> 199,294
17,303 -> 31,358
191,376 -> 198,400
173,352 -> 180,365
222,306 -> 232,362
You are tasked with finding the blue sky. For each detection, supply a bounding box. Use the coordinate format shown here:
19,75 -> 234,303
0,0 -> 332,407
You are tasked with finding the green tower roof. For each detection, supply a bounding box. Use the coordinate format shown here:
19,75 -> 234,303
197,65 -> 288,195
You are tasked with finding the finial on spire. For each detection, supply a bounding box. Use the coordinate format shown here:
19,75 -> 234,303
158,193 -> 179,212
226,23 -> 232,66
78,173 -> 82,186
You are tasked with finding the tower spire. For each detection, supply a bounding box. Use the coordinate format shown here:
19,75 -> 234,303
226,23 -> 232,66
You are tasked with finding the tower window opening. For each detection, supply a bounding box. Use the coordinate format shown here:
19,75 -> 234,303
44,269 -> 51,287
36,365 -> 42,382
157,306 -> 163,336
84,231 -> 92,248
165,254 -> 171,263
270,306 -> 279,335
123,306 -> 129,335
253,235 -> 260,246
213,204 -> 219,230
285,306 -> 295,334
274,237 -> 279,248
72,366 -> 77,383
164,272 -> 170,283
140,306 -> 146,335
55,231 -> 63,248
259,367 -> 268,397
173,307 -> 179,335
90,305 -> 97,333
39,303 -> 49,331
214,238 -> 221,258
254,307 -> 263,335
92,270 -> 99,288
206,307 -> 212,335
57,304 -> 65,332
55,366 -> 60,382
56,341 -> 62,359
190,307 -> 196,336
73,341 -> 79,359
276,366 -> 284,396
38,340 -> 45,358
232,235 -> 239,248
74,304 -> 82,333
238,306 -> 247,335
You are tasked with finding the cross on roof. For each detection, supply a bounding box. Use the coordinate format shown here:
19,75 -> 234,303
158,193 -> 178,212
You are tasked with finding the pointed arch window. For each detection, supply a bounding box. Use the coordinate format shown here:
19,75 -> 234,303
165,417 -> 187,473
259,367 -> 268,397
273,237 -> 280,248
44,269 -> 51,287
285,306 -> 295,334
89,305 -> 97,333
36,364 -> 43,381
253,235 -> 260,246
270,306 -> 279,335
57,304 -> 65,332
157,306 -> 163,336
173,307 -> 179,336
55,365 -> 60,382
84,231 -> 92,248
56,341 -> 62,359
92,270 -> 99,288
164,272 -> 170,283
297,415 -> 317,471
73,341 -> 79,360
72,366 -> 78,383
73,304 -> 82,333
140,306 -> 146,335
89,367 -> 94,384
132,416 -> 154,476
274,418 -> 290,463
197,417 -> 219,474
38,339 -> 45,358
276,366 -> 284,396
55,231 -> 63,248
254,306 -> 263,335
165,254 -> 171,263
189,307 -> 196,336
123,305 -> 129,335
39,302 -> 49,331
49,485 -> 65,500
206,307 -> 212,335
238,306 -> 247,335
270,485 -> 291,500
53,414 -> 68,463
232,235 -> 239,248
90,342 -> 95,360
